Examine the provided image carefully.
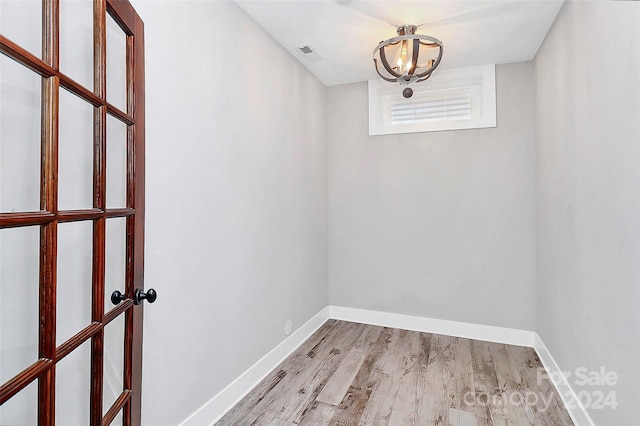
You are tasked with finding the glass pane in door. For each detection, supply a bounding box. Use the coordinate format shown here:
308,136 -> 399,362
111,410 -> 123,426
59,0 -> 94,89
0,55 -> 41,213
0,378 -> 37,425
106,13 -> 127,112
0,0 -> 41,58
0,226 -> 40,383
58,89 -> 94,210
56,221 -> 93,345
105,217 -> 127,312
55,340 -> 91,426
106,115 -> 128,208
103,314 -> 124,414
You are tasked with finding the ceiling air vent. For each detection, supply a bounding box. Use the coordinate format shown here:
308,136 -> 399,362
296,45 -> 322,61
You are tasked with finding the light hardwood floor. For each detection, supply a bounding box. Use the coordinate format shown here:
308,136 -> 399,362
217,320 -> 574,425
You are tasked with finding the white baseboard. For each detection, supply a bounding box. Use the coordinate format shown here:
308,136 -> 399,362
328,305 -> 536,347
178,306 -> 331,426
179,305 -> 591,426
533,333 -> 594,426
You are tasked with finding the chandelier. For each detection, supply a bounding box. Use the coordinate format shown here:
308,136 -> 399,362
373,25 -> 444,98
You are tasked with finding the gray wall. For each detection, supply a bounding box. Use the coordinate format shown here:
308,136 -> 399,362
535,1 -> 640,424
328,62 -> 537,331
131,2 -> 328,425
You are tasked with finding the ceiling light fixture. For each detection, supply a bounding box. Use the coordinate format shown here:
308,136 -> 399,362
373,25 -> 444,98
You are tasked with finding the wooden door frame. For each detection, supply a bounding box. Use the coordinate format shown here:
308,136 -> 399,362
0,1 -> 145,425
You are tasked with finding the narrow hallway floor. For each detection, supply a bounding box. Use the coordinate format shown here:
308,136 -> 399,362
217,319 -> 573,425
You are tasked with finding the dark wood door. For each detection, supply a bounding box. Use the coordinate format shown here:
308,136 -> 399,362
0,0 -> 146,424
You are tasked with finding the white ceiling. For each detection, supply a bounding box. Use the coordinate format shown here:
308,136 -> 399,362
236,0 -> 564,86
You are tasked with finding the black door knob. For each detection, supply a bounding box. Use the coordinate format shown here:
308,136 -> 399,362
134,288 -> 157,305
111,290 -> 126,305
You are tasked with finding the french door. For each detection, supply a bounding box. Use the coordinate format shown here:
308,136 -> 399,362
0,0 -> 147,424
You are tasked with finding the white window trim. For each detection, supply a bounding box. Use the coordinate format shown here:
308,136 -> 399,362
368,64 -> 497,136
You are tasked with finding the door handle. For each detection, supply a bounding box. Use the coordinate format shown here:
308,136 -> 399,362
134,288 -> 157,305
111,290 -> 126,305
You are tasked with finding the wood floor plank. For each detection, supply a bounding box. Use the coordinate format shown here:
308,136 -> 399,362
217,319 -> 339,424
327,387 -> 372,426
461,339 -> 493,426
508,345 -> 574,425
490,342 -> 535,425
252,322 -> 361,424
357,328 -> 415,425
449,407 -> 477,426
503,344 -> 553,426
279,324 -> 379,423
316,325 -> 382,406
264,322 -> 369,424
439,336 -> 475,412
315,346 -> 368,407
387,330 -> 432,425
324,326 -> 393,425
415,333 -> 450,425
298,401 -> 336,425
217,320 -> 350,425
267,418 -> 295,426
468,339 -> 500,425
218,321 -> 575,426
353,327 -> 403,426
